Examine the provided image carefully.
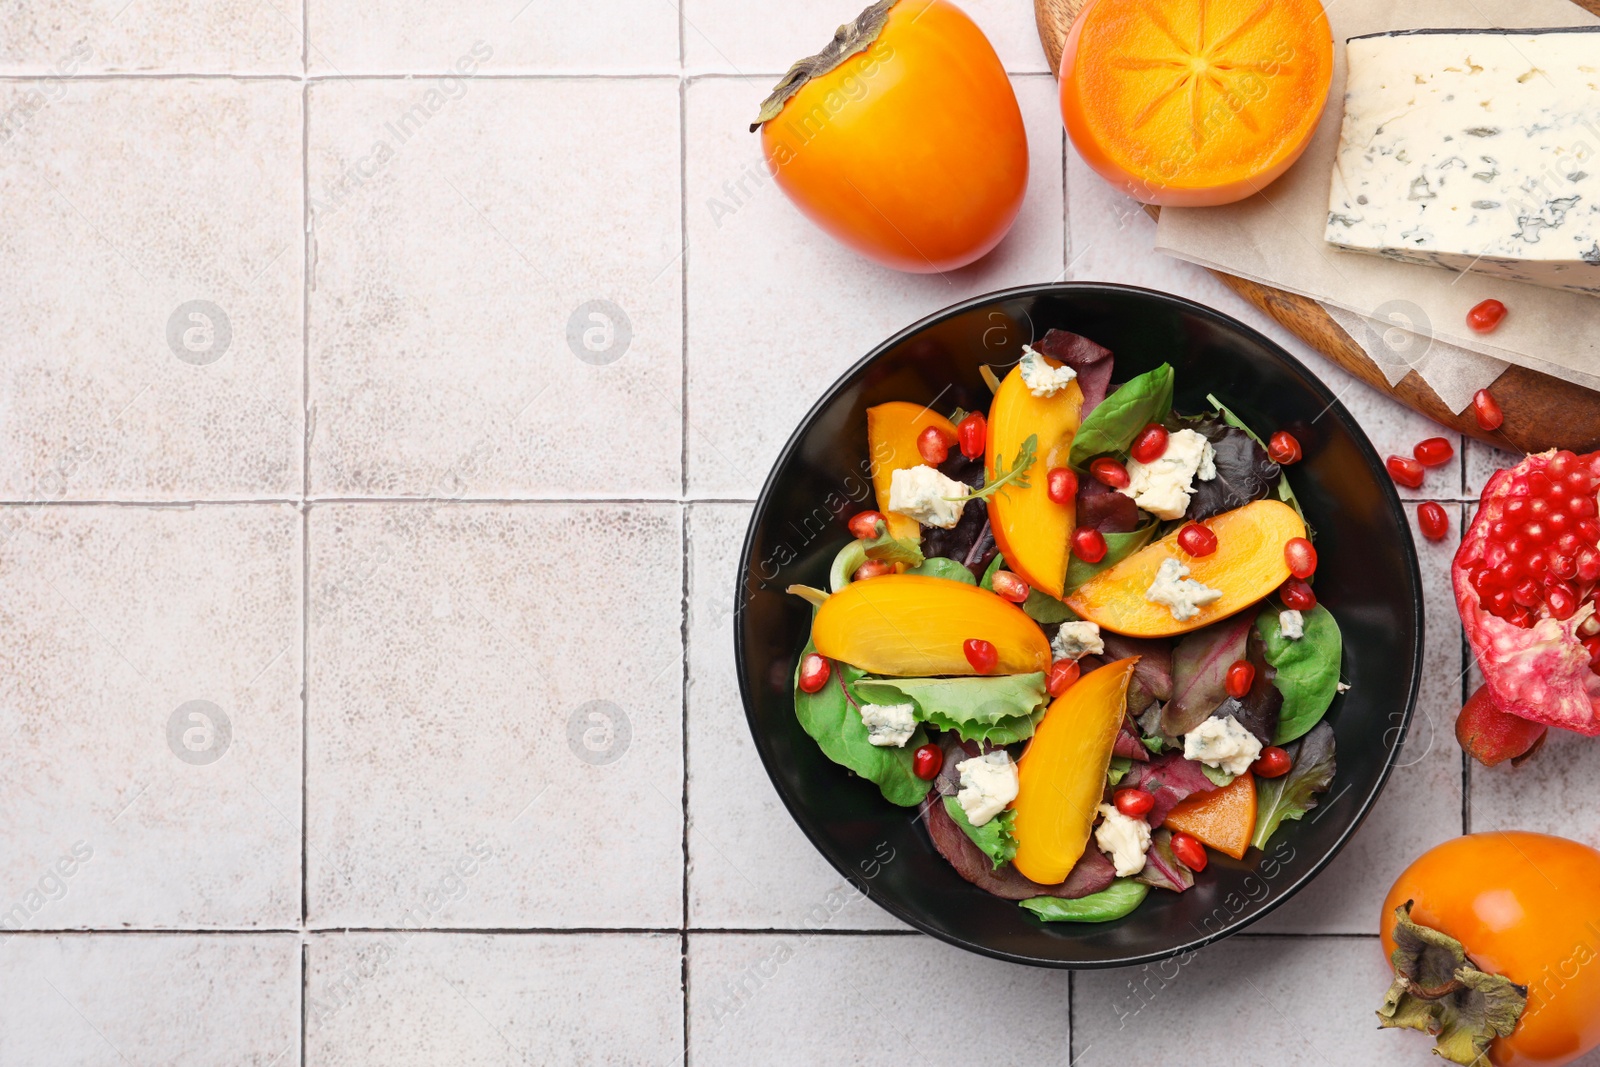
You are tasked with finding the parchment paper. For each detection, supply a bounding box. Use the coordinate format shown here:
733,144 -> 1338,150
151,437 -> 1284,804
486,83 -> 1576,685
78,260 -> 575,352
1154,0 -> 1600,387
1318,302 -> 1508,413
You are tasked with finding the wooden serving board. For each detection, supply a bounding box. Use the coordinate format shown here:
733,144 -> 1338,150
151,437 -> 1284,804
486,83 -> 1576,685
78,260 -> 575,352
1035,0 -> 1600,455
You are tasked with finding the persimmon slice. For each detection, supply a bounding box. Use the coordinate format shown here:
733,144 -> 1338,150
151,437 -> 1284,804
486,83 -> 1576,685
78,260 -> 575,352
986,361 -> 1083,599
1059,0 -> 1333,206
1164,771 -> 1255,860
867,402 -> 959,544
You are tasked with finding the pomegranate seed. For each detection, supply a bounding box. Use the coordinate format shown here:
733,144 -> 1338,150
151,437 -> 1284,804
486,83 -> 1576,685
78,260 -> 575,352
1387,456 -> 1425,489
1417,502 -> 1450,541
1526,550 -> 1548,576
1170,831 -> 1208,872
963,638 -> 998,673
1584,634 -> 1600,671
1130,424 -> 1169,465
1280,578 -> 1317,611
853,559 -> 893,581
1466,298 -> 1508,333
956,413 -> 986,460
1552,553 -> 1578,581
991,570 -> 1030,604
1267,431 -> 1302,465
1580,548 -> 1600,582
1413,437 -> 1455,467
1046,658 -> 1081,697
1046,467 -> 1078,505
1090,457 -> 1130,489
1575,496 -> 1599,520
1549,584 -> 1579,621
1578,518 -> 1600,544
1472,389 -> 1504,431
912,743 -> 943,781
1512,577 -> 1541,608
1284,537 -> 1317,579
1072,527 -> 1108,563
1225,659 -> 1255,699
917,425 -> 951,466
1550,451 -> 1577,478
848,510 -> 884,540
1251,746 -> 1292,778
1487,589 -> 1514,617
1176,523 -> 1218,557
1113,788 -> 1155,818
798,653 -> 831,694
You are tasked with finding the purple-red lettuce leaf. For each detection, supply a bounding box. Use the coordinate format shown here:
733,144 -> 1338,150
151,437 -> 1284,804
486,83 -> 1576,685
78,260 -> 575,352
1135,827 -> 1195,892
1220,628 -> 1284,747
1122,751 -> 1218,825
1102,633 -> 1174,702
1250,721 -> 1337,850
1163,614 -> 1254,737
1034,328 -> 1114,416
1075,478 -> 1141,534
1175,414 -> 1281,523
922,793 -> 1116,900
1113,714 -> 1152,762
919,451 -> 988,561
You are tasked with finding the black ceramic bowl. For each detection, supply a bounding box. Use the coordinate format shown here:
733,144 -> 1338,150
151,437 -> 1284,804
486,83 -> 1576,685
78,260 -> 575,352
733,282 -> 1421,968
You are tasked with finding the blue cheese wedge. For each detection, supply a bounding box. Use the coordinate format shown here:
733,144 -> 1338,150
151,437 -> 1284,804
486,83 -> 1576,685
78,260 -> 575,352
1326,28 -> 1600,294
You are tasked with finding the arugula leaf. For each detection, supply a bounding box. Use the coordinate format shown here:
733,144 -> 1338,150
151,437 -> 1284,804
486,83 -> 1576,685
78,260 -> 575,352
1020,879 -> 1149,922
1251,721 -> 1336,850
1257,605 -> 1343,744
943,798 -> 1017,869
1107,755 -> 1134,786
1067,364 -> 1175,469
1206,393 -> 1310,534
855,673 -> 1049,745
960,435 -> 1038,503
904,557 -> 976,584
792,638 -> 931,807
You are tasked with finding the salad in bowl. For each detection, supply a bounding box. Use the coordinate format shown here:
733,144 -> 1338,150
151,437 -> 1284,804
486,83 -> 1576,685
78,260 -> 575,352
786,328 -> 1346,924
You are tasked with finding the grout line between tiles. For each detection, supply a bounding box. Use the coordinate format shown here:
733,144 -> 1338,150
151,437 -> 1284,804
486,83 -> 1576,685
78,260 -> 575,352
680,503 -> 692,1066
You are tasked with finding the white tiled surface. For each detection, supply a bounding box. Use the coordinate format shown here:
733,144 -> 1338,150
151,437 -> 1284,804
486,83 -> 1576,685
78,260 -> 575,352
2,4 -> 1594,1064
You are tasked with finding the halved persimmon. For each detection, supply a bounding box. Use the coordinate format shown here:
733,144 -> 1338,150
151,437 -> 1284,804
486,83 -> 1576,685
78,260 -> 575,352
1065,499 -> 1305,636
1059,0 -> 1334,206
986,359 -> 1083,599
866,402 -> 959,543
811,574 -> 1050,676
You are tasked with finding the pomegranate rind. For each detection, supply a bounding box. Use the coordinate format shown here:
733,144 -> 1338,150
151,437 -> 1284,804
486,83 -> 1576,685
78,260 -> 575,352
1453,461 -> 1600,735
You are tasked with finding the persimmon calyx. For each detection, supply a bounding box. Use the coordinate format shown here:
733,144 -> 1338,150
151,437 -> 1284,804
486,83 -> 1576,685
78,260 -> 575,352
751,0 -> 897,129
1377,901 -> 1528,1065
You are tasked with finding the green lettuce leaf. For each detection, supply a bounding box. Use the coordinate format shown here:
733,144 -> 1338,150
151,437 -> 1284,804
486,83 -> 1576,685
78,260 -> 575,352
1257,604 -> 1343,744
1251,721 -> 1336,850
1068,365 -> 1175,469
792,639 -> 930,808
942,798 -> 1017,869
855,673 -> 1049,745
1020,879 -> 1149,923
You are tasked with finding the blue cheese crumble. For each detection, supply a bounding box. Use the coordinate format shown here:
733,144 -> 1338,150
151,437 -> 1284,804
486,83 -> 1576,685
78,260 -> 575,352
1051,621 -> 1104,661
1279,609 -> 1305,640
1118,428 -> 1217,520
1144,557 -> 1223,621
955,751 -> 1019,826
858,702 -> 917,748
1183,714 -> 1263,777
887,464 -> 968,529
1018,345 -> 1078,398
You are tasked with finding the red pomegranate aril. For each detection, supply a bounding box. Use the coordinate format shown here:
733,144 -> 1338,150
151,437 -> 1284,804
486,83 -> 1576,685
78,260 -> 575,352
1558,532 -> 1584,555
1581,548 -> 1600,582
1574,496 -> 1599,520
1170,831 -> 1208,872
1090,457 -> 1130,489
1472,389 -> 1505,431
1525,550 -> 1548,576
1505,498 -> 1530,521
1487,589 -> 1514,617
854,559 -> 894,581
1386,455 -> 1425,489
1471,569 -> 1499,596
1552,554 -> 1579,581
1280,578 -> 1317,611
1072,527 -> 1108,563
798,653 -> 831,694
1177,523 -> 1218,557
912,743 -> 943,781
1529,497 -> 1551,521
1225,659 -> 1255,699
847,510 -> 885,540
1284,537 -> 1317,579
1579,519 -> 1600,544
1046,466 -> 1078,506
1512,577 -> 1541,608
1413,437 -> 1455,467
955,413 -> 986,460
1466,298 -> 1508,333
1251,746 -> 1292,778
1113,788 -> 1155,818
917,425 -> 952,466
1046,658 -> 1081,697
1549,512 -> 1573,536
1494,561 -> 1520,589
991,570 -> 1030,604
1548,584 -> 1579,621
1584,635 -> 1600,671
1267,431 -> 1302,465
1130,424 -> 1170,465
964,638 -> 998,673
1417,502 -> 1450,541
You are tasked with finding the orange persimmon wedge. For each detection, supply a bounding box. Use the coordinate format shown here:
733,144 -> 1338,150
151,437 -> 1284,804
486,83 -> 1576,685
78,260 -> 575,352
867,402 -> 959,543
1065,499 -> 1305,637
1059,0 -> 1333,207
811,574 -> 1050,676
1164,771 -> 1256,860
1013,656 -> 1137,884
987,360 -> 1082,599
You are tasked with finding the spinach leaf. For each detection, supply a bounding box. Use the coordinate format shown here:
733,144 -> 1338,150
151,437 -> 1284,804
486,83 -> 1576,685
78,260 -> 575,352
1020,879 -> 1149,922
856,673 -> 1049,745
978,552 -> 1005,592
1258,605 -> 1343,744
792,639 -> 931,807
1064,525 -> 1155,594
1251,721 -> 1336,850
943,798 -> 1017,869
1023,588 -> 1078,625
905,557 -> 976,584
1068,364 -> 1175,470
